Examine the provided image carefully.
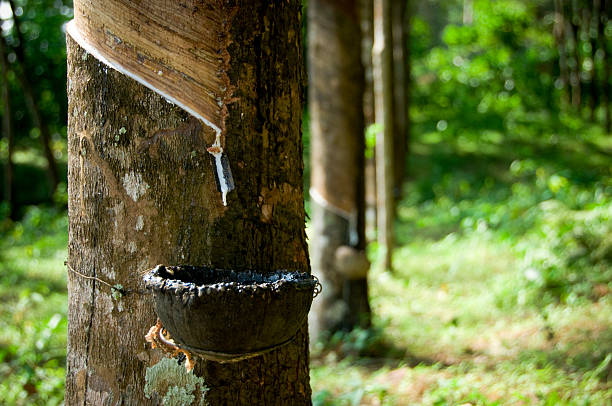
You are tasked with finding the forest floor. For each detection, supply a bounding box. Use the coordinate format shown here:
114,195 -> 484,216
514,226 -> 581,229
310,235 -> 612,405
1,125 -> 612,405
310,125 -> 612,405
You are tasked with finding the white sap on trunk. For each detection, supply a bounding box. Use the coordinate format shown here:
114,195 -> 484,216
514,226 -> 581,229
66,20 -> 233,207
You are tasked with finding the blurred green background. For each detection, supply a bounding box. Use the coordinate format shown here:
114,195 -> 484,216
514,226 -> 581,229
1,0 -> 611,404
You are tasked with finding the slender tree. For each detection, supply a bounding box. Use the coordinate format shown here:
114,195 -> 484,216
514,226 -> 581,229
7,0 -> 59,193
66,1 -> 311,404
463,0 -> 474,25
568,0 -> 583,108
361,0 -> 378,238
373,0 -> 395,271
392,0 -> 411,200
309,0 -> 371,339
1,36 -> 15,218
554,0 -> 571,105
589,0 -> 600,121
600,0 -> 611,132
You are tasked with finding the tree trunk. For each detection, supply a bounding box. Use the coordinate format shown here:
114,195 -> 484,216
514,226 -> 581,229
392,0 -> 410,201
66,1 -> 311,405
8,0 -> 59,193
373,0 -> 395,271
589,0 -> 600,121
568,1 -> 582,108
601,0 -> 611,132
554,0 -> 570,105
308,0 -> 371,339
361,0 -> 378,240
463,0 -> 474,25
1,36 -> 15,219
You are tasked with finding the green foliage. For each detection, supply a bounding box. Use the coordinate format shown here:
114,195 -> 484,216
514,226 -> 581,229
521,202 -> 612,305
1,0 -> 72,147
0,311 -> 66,405
0,205 -> 67,405
1,1 -> 611,405
313,48 -> 612,402
411,0 -> 564,143
0,1 -> 71,209
364,123 -> 381,159
424,377 -> 502,406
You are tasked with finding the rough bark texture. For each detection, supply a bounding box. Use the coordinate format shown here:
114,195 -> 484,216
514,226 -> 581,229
373,0 -> 395,271
66,1 -> 311,405
308,0 -> 370,338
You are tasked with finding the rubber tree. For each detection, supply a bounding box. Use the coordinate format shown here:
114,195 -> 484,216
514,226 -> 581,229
392,0 -> 411,200
361,0 -> 378,238
373,0 -> 395,271
65,1 -> 311,404
308,0 -> 371,339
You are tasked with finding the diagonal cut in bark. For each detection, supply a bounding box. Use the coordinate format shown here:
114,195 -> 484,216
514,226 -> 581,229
67,0 -> 238,205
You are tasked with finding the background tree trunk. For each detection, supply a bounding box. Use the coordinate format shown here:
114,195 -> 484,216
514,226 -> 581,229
373,0 -> 395,271
589,0 -> 600,121
568,1 -> 582,108
1,36 -> 15,219
361,0 -> 378,240
554,0 -> 571,105
463,0 -> 474,25
600,0 -> 611,132
309,0 -> 371,339
8,0 -> 59,193
392,0 -> 411,202
66,1 -> 311,404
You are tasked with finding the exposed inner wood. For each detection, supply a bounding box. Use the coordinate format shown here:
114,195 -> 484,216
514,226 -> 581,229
72,0 -> 235,140
70,0 -> 240,205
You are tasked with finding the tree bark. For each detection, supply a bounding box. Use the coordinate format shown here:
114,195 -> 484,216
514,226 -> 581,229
373,0 -> 395,271
8,0 -> 59,193
1,36 -> 15,218
66,1 -> 311,405
308,0 -> 370,339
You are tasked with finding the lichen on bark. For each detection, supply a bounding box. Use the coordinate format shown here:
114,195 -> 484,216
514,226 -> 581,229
144,358 -> 208,406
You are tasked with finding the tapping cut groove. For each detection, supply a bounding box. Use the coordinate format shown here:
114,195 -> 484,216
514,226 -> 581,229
67,0 -> 238,205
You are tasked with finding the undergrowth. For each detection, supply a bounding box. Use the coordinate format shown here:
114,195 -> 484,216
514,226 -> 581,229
310,122 -> 612,405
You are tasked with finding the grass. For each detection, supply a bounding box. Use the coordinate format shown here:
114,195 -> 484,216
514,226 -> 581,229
310,123 -> 612,405
311,235 -> 611,405
0,206 -> 68,405
1,121 -> 611,405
